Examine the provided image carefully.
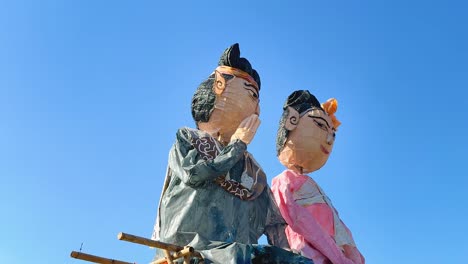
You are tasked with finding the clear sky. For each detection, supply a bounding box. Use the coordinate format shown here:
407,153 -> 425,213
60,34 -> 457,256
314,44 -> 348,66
1,0 -> 467,263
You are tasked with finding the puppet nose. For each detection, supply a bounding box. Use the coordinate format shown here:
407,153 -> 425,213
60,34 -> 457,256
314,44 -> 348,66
326,132 -> 335,145
255,103 -> 260,115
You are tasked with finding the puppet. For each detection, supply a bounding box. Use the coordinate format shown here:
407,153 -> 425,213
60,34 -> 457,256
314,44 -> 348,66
271,90 -> 365,264
152,44 -> 308,263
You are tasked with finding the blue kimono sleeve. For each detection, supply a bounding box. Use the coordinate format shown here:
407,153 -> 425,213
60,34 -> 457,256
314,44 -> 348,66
169,128 -> 247,187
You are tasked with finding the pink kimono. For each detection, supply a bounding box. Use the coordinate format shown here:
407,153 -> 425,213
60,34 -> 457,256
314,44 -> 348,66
271,170 -> 365,264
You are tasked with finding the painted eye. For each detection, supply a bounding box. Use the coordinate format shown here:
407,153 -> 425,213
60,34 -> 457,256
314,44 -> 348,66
313,120 -> 328,131
245,87 -> 259,99
250,90 -> 258,99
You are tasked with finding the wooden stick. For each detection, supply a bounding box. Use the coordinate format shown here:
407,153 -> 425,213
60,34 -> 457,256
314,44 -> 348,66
163,250 -> 174,264
118,232 -> 187,252
117,232 -> 202,264
151,247 -> 199,264
172,247 -> 194,259
152,258 -> 169,264
70,251 -> 134,264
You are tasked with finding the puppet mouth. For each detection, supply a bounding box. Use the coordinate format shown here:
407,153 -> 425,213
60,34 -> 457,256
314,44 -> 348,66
320,145 -> 330,155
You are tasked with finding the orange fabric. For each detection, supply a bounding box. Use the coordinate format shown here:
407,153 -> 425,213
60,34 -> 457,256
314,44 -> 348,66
321,98 -> 341,130
215,66 -> 259,91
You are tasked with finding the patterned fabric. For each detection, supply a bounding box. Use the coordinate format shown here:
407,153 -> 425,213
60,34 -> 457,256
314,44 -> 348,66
215,153 -> 266,200
152,127 -> 289,262
190,131 -> 221,161
189,130 -> 266,201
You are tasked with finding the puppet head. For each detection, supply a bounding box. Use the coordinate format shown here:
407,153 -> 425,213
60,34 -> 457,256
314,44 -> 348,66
276,90 -> 341,174
191,43 -> 261,145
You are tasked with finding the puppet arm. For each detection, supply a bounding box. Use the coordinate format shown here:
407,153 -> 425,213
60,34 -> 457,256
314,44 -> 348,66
264,189 -> 290,249
169,128 -> 247,187
272,177 -> 354,264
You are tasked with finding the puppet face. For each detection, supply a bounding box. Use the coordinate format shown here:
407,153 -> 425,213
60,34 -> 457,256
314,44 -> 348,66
198,75 -> 259,144
279,108 -> 336,174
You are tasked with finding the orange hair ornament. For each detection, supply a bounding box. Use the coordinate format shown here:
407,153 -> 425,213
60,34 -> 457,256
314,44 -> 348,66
321,98 -> 341,130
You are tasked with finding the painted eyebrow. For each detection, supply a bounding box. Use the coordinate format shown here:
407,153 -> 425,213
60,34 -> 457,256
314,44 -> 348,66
244,82 -> 257,90
244,82 -> 255,88
308,115 -> 331,128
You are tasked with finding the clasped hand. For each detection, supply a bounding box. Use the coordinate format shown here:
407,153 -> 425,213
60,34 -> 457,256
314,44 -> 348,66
230,114 -> 261,145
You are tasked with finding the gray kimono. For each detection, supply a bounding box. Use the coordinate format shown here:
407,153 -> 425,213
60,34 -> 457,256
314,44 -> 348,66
152,127 -> 306,263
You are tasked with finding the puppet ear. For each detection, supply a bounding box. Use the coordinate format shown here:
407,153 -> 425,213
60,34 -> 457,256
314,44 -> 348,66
284,106 -> 300,131
213,70 -> 226,95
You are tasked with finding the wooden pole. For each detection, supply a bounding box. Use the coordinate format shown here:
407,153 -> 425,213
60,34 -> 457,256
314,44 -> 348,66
171,247 -> 194,259
150,247 -> 199,264
116,232 -> 202,264
70,251 -> 134,264
117,232 -> 189,252
163,250 -> 174,264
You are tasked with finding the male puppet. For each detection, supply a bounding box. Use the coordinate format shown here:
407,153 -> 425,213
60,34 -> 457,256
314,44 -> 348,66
152,44 -> 302,263
271,90 -> 365,264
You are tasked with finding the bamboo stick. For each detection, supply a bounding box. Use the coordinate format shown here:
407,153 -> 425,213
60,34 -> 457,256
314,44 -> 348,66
117,232 -> 188,252
171,247 -> 193,259
163,250 -> 174,264
150,247 -> 199,264
70,251 -> 134,264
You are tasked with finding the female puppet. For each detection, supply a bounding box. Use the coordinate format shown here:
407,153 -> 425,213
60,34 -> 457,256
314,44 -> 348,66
152,44 -> 304,263
271,90 -> 365,264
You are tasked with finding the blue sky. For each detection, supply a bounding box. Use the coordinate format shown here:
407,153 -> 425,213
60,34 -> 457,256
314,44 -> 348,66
1,0 -> 467,263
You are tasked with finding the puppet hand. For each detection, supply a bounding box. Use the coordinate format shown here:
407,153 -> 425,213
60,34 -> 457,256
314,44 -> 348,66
231,114 -> 261,145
